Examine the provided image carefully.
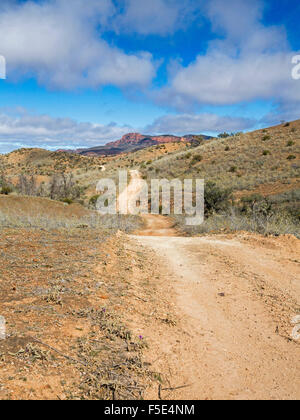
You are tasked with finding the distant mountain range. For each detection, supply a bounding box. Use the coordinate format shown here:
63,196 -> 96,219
59,133 -> 213,156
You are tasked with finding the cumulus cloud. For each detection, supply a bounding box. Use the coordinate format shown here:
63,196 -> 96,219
146,113 -> 256,134
0,0 -> 299,148
160,52 -> 298,107
0,109 -> 133,153
113,0 -> 200,36
0,0 -> 155,89
157,0 -> 300,112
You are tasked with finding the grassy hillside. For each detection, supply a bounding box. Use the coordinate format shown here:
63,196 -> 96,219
0,120 -> 299,236
137,121 -> 300,237
141,120 -> 300,195
0,142 -> 190,207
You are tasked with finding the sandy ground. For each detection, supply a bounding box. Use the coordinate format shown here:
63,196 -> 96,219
125,170 -> 300,400
0,171 -> 299,400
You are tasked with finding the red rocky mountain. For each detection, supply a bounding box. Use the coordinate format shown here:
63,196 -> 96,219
60,132 -> 211,156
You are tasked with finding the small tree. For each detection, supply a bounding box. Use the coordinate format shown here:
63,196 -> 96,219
218,132 -> 231,139
48,173 -> 82,202
17,174 -> 37,196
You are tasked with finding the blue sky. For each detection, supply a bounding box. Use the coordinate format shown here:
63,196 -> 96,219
0,0 -> 299,152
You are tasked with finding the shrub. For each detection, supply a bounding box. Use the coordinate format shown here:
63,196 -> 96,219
191,154 -> 203,164
49,173 -> 82,201
0,186 -> 13,195
0,173 -> 14,196
286,140 -> 295,147
287,155 -> 296,160
89,195 -> 100,209
176,209 -> 299,238
262,150 -> 271,156
225,146 -> 230,151
204,182 -> 232,215
218,132 -> 231,138
240,194 -> 273,217
262,135 -> 271,141
229,166 -> 237,173
17,174 -> 38,196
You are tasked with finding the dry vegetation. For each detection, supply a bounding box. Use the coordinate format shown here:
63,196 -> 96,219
0,196 -> 141,232
0,194 -> 156,400
0,121 -> 299,236
0,143 -> 188,205
0,148 -> 114,206
142,121 -> 300,193
138,121 -> 300,237
0,121 -> 299,400
0,229 -> 169,400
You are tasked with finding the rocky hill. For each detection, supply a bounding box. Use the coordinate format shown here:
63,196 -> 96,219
140,120 -> 300,196
62,132 -> 212,156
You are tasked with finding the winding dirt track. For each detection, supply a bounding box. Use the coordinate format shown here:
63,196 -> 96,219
126,171 -> 300,400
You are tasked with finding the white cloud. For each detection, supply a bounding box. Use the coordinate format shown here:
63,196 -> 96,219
207,0 -> 264,45
157,0 -> 300,111
160,51 -> 299,107
0,0 -> 298,142
0,108 -> 258,154
0,0 -> 156,89
0,109 -> 133,153
113,0 -> 200,36
146,113 -> 256,134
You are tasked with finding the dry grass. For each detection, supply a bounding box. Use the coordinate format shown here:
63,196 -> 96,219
0,230 -> 157,400
175,209 -> 300,238
0,143 -> 190,207
1,121 -> 299,206
141,120 -> 300,194
0,148 -> 115,205
136,121 -> 300,238
0,195 -> 142,232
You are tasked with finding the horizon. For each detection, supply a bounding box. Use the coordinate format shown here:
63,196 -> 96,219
0,0 -> 300,153
1,118 -> 292,155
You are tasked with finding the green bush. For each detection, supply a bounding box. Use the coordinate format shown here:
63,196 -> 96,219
240,194 -> 273,217
0,186 -> 13,195
218,132 -> 231,138
287,155 -> 296,160
89,195 -> 100,209
262,135 -> 271,141
286,140 -> 295,147
204,182 -> 232,215
262,150 -> 271,156
191,154 -> 203,164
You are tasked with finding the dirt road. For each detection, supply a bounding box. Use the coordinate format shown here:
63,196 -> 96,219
126,171 -> 300,400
